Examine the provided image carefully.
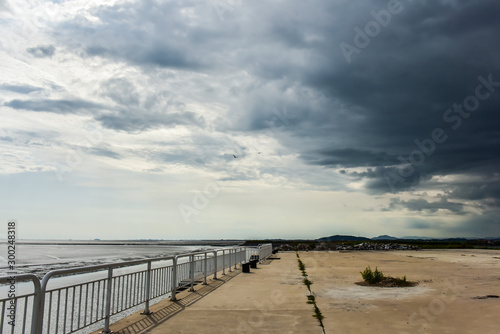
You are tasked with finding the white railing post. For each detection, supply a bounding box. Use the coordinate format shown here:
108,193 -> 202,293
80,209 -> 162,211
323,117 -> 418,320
0,275 -> 42,334
222,250 -> 226,275
228,249 -> 232,272
101,267 -> 114,333
141,261 -> 152,315
33,278 -> 45,334
189,255 -> 195,292
170,257 -> 178,301
213,251 -> 218,279
203,253 -> 208,285
30,277 -> 42,334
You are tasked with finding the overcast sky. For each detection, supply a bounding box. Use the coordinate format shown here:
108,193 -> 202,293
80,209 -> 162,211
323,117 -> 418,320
1,0 -> 499,240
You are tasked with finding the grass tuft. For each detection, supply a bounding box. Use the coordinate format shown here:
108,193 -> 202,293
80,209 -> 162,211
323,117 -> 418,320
360,266 -> 384,284
359,267 -> 417,287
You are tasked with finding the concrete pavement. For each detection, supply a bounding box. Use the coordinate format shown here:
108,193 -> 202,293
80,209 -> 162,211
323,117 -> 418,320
93,249 -> 500,333
93,253 -> 321,334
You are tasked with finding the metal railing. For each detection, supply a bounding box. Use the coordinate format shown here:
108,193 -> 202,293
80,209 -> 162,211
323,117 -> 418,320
0,274 -> 41,334
258,243 -> 273,261
0,246 -> 255,334
245,243 -> 273,262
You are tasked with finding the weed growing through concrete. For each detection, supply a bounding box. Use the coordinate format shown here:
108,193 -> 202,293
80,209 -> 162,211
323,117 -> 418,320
296,252 -> 326,333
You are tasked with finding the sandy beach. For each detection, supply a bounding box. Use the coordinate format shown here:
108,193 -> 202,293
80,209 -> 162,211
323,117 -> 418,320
96,249 -> 500,334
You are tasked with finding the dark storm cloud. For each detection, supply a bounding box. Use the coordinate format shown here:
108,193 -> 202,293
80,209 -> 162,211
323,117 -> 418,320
290,0 -> 500,197
347,166 -> 424,193
448,182 -> 500,202
237,0 -> 500,198
304,148 -> 398,168
446,211 -> 500,237
406,219 -> 434,230
27,45 -> 56,58
387,197 -> 465,214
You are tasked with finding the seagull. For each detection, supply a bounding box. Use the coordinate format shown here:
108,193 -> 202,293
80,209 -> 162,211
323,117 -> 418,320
233,154 -> 237,158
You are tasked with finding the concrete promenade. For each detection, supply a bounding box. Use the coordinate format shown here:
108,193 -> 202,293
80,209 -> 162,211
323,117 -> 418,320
93,250 -> 500,334
93,253 -> 320,334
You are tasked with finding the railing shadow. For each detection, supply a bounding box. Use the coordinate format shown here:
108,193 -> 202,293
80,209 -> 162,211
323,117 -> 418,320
113,270 -> 241,334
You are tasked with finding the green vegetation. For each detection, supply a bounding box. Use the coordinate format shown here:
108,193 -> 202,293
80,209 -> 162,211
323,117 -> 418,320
393,276 -> 407,285
307,295 -> 316,304
297,258 -> 307,276
360,266 -> 384,284
359,266 -> 416,287
312,304 -> 325,322
302,278 -> 313,292
296,252 -> 326,334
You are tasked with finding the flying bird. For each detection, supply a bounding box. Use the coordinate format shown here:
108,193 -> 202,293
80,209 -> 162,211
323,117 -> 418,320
233,154 -> 237,158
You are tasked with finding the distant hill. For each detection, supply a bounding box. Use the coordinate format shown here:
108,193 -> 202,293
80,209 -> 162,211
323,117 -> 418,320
317,235 -> 371,242
371,235 -> 399,240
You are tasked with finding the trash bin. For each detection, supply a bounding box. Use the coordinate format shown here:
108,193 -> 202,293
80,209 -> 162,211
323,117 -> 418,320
250,259 -> 258,268
242,262 -> 251,273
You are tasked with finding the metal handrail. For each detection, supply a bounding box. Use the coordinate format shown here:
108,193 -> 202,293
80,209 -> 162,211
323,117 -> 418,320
245,243 -> 273,263
0,246 -> 257,334
0,274 -> 41,334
